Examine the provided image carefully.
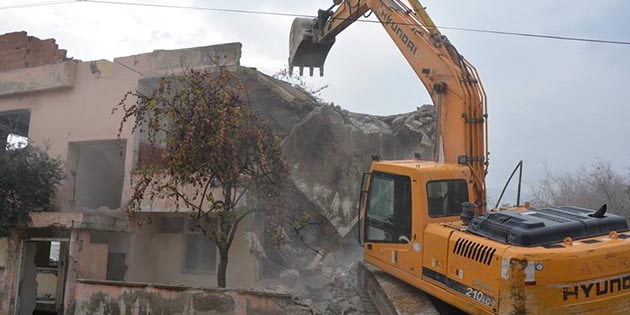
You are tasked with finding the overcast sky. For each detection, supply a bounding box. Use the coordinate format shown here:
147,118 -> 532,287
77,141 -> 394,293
2,0 -> 629,203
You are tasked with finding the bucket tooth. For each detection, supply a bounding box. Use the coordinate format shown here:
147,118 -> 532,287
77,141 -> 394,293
288,58 -> 293,76
289,17 -> 335,77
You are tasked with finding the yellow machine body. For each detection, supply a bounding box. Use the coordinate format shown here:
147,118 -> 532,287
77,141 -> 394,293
288,1 -> 630,313
361,161 -> 630,314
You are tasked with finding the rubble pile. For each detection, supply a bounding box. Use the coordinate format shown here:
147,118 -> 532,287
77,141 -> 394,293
241,67 -> 436,238
305,262 -> 365,315
259,261 -> 367,315
280,104 -> 436,238
232,68 -> 437,313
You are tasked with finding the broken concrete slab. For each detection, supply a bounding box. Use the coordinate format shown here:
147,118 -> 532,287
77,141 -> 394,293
280,104 -> 435,237
116,42 -> 242,78
29,212 -> 129,232
0,61 -> 76,96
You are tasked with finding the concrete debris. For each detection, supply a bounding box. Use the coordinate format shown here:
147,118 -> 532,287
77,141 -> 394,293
245,232 -> 267,259
241,70 -> 436,313
280,104 -> 436,238
294,261 -> 369,315
258,257 -> 373,315
279,269 -> 300,288
244,69 -> 436,239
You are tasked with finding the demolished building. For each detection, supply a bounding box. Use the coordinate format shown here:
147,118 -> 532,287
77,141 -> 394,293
0,31 -> 435,315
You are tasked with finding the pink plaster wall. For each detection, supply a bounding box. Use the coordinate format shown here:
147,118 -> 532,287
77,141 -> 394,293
0,59 -> 138,212
78,243 -> 107,281
71,280 -> 311,315
0,232 -> 21,315
0,42 -> 265,315
125,214 -> 258,289
0,42 -> 242,214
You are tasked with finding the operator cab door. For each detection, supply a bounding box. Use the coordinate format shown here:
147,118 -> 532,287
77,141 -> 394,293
364,171 -> 412,269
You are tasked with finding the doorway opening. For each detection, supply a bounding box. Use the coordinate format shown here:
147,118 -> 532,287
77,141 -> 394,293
18,236 -> 69,315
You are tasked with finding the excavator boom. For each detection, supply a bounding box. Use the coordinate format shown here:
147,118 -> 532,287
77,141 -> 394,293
289,0 -> 489,211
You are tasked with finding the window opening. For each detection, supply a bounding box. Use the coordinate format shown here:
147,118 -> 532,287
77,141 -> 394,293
48,241 -> 60,268
427,179 -> 469,217
183,234 -> 216,274
365,172 -> 412,243
69,140 -> 126,209
0,110 -> 30,151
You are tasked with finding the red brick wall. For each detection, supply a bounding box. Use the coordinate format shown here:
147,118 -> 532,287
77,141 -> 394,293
0,31 -> 68,72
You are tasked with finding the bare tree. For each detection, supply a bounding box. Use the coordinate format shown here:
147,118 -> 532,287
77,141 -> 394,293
115,67 -> 286,288
529,160 -> 630,220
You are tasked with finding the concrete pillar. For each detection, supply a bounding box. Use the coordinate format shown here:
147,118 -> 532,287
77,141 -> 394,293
17,243 -> 36,315
0,232 -> 23,315
63,230 -> 89,314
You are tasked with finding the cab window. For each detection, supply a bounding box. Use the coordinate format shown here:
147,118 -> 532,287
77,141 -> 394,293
365,172 -> 411,243
427,179 -> 469,217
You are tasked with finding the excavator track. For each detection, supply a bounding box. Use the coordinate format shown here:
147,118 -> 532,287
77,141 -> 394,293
357,262 -> 466,315
358,286 -> 380,315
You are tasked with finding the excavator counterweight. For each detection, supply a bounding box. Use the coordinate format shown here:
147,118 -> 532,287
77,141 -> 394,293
288,17 -> 335,76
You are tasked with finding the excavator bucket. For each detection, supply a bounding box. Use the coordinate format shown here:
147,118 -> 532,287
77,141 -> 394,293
289,17 -> 335,77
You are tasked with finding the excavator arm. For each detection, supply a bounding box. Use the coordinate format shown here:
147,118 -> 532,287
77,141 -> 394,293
289,0 -> 489,211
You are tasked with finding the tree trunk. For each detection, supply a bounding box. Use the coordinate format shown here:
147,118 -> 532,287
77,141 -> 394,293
217,248 -> 229,288
0,131 -> 7,151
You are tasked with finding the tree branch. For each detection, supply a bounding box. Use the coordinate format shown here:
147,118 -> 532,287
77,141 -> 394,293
225,209 -> 261,249
231,185 -> 252,210
197,200 -> 225,220
166,187 -> 202,213
196,177 -> 213,218
281,217 -> 322,256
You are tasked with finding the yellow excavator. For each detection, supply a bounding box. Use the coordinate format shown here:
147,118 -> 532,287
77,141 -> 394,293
288,1 -> 630,314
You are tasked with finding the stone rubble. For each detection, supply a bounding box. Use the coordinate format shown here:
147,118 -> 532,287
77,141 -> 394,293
241,72 -> 437,315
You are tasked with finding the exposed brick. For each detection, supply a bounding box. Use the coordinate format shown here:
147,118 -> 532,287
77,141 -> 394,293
0,31 -> 27,42
0,49 -> 27,59
26,50 -> 56,61
0,42 -> 27,53
1,55 -> 24,65
0,31 -> 68,71
28,38 -> 57,51
56,49 -> 67,59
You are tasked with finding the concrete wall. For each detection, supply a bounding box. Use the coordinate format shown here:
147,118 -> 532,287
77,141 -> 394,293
0,58 -> 138,212
0,61 -> 76,97
0,233 -> 20,315
0,37 -> 271,314
126,216 -> 258,289
35,272 -> 57,298
19,243 -> 37,315
72,280 -> 311,315
0,34 -> 243,214
115,42 -> 241,78
24,212 -> 260,297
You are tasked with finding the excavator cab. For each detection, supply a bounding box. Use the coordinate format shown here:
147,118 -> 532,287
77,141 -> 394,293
288,16 -> 335,76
